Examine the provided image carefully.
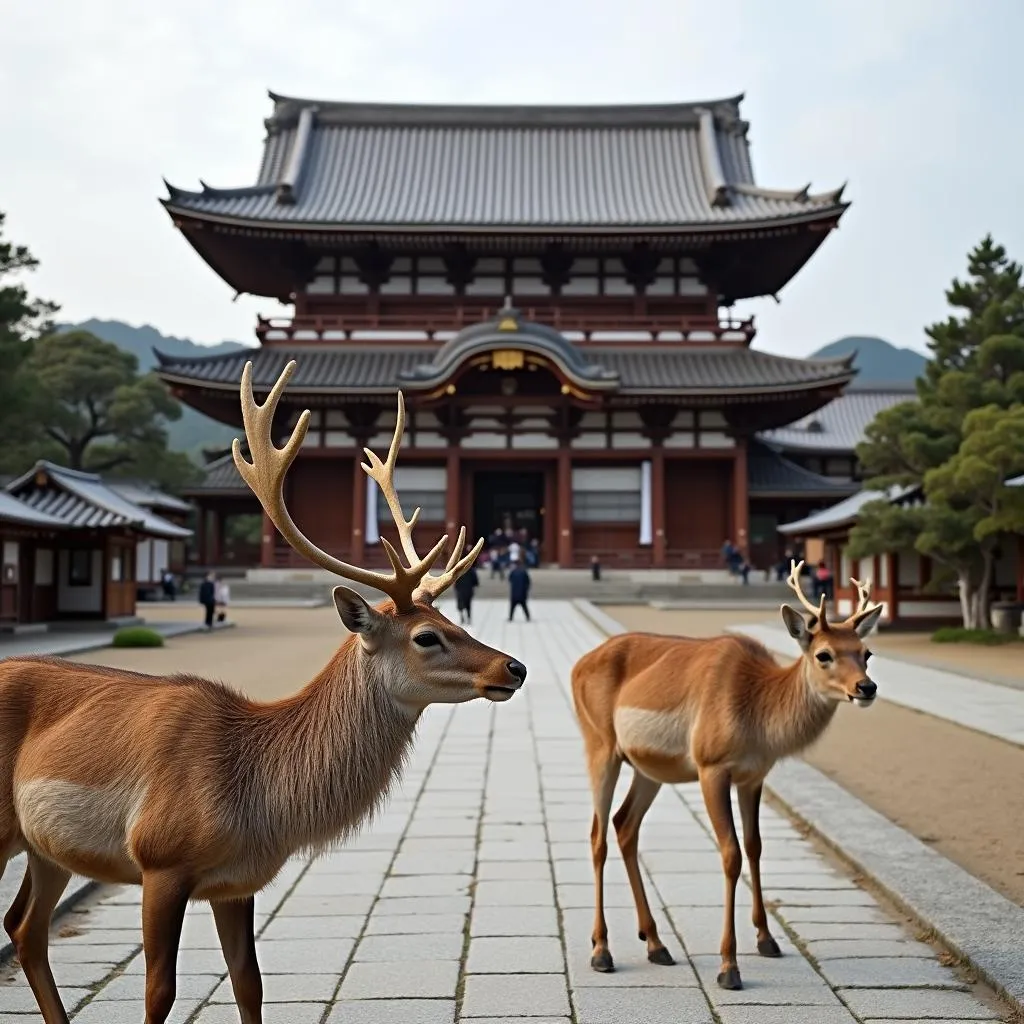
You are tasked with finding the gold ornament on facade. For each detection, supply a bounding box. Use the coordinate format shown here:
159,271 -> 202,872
491,349 -> 525,371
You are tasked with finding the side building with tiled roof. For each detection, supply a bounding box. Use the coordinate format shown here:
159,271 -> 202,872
1,462 -> 192,626
159,92 -> 857,573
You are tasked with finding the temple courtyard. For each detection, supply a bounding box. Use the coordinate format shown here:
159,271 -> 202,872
0,600 -> 1020,1022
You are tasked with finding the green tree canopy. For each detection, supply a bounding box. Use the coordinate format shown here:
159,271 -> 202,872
0,211 -> 58,453
850,237 -> 1024,628
23,331 -> 201,492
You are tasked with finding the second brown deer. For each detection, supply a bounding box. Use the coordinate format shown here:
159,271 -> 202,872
571,561 -> 881,991
0,360 -> 526,1024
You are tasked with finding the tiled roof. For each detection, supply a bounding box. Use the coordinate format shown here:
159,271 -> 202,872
758,387 -> 915,453
777,485 -> 914,535
748,442 -> 858,498
155,343 -> 854,395
163,94 -> 847,231
777,490 -> 885,535
0,491 -> 70,529
184,453 -> 248,495
6,462 -> 192,539
109,480 -> 192,514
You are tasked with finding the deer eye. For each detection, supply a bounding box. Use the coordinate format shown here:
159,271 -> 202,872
815,651 -> 834,665
413,632 -> 442,649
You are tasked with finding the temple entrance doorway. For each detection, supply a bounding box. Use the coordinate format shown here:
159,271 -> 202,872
472,469 -> 546,553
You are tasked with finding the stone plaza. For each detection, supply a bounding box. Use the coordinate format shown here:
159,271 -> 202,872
0,600 -> 1010,1023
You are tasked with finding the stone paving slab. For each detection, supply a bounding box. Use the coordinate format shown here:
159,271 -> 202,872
0,600 -> 1010,1022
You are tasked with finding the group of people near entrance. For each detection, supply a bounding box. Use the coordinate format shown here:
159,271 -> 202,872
454,524 -> 533,626
721,539 -> 835,601
487,526 -> 541,577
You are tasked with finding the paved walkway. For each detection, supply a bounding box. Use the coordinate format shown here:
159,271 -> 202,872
732,622 -> 1024,750
0,620 -> 223,661
0,601 -> 1006,1022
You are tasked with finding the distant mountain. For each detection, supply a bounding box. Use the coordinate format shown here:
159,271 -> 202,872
58,319 -> 253,459
809,335 -> 927,387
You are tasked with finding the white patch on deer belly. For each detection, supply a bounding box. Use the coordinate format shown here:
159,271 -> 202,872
614,707 -> 691,758
15,778 -> 144,872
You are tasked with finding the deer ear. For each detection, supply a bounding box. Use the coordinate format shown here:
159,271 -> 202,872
852,604 -> 883,638
780,605 -> 813,650
332,586 -> 383,636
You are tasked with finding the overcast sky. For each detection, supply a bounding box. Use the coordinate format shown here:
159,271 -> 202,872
3,0 -> 1021,357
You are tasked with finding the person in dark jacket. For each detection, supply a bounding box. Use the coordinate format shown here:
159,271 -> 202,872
198,572 -> 217,630
508,559 -> 531,622
454,564 -> 480,625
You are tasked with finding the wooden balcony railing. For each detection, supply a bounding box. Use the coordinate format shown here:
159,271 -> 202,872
257,302 -> 755,345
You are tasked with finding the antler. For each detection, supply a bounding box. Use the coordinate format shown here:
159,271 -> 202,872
784,559 -> 827,623
849,576 -> 874,616
361,392 -> 484,605
232,360 -> 457,612
842,575 -> 883,626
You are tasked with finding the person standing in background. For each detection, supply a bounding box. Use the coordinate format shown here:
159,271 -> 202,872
198,571 -> 217,630
214,576 -> 231,624
454,561 -> 480,625
508,557 -> 531,622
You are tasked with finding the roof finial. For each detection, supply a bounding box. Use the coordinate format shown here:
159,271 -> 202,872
501,295 -> 513,312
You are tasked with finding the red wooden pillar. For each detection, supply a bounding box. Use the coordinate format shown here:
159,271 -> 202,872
887,551 -> 899,624
209,508 -> 223,565
351,455 -> 366,564
651,448 -> 666,568
445,447 -> 461,541
194,506 -> 207,566
732,437 -> 749,556
260,510 -> 275,568
556,446 -> 573,567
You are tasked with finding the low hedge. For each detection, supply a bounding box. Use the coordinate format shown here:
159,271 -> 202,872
111,626 -> 165,648
930,626 -> 1021,646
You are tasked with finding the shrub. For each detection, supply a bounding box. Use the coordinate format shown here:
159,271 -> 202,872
930,626 -> 1020,646
111,626 -> 165,649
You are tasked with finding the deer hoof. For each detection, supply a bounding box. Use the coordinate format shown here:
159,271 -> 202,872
648,946 -> 675,966
717,966 -> 743,990
590,949 -> 615,973
758,936 -> 783,958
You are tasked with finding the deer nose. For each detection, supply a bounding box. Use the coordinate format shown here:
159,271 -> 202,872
855,680 -> 877,700
506,660 -> 528,685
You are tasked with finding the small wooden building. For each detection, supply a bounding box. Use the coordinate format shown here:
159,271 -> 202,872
159,93 -> 860,572
3,462 -> 192,622
0,492 -> 71,627
108,479 -> 193,584
778,489 -> 1024,629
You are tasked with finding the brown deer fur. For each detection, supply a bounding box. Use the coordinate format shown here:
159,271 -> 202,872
0,362 -> 527,1024
571,563 -> 882,991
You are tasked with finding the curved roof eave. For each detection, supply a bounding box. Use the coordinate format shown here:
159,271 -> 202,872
159,201 -> 849,237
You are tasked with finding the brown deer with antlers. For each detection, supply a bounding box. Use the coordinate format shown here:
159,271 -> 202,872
571,561 -> 881,991
0,360 -> 526,1024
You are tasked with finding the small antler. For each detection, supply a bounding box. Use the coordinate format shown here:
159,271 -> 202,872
849,576 -> 874,616
360,392 -> 484,605
785,559 -> 826,623
232,360 -> 460,612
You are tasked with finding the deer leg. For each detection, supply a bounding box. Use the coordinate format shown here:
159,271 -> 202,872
699,766 -> 743,990
212,896 -> 263,1024
587,748 -> 622,973
8,851 -> 72,1024
3,862 -> 31,940
612,772 -> 673,966
140,870 -> 191,1024
737,782 -> 781,958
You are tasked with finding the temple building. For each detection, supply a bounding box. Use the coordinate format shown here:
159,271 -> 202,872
157,92 -> 861,572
